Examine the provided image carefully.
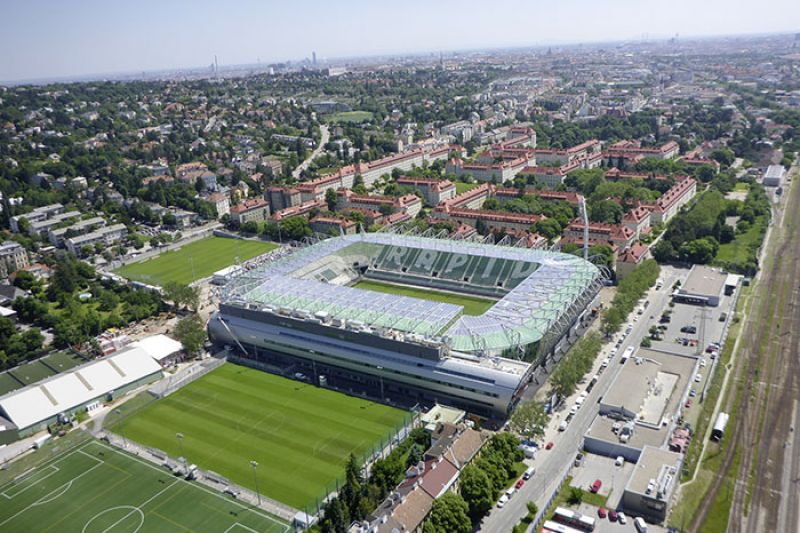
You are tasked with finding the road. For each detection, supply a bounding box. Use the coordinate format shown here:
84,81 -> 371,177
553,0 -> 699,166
292,124 -> 329,179
478,267 -> 684,533
690,162 -> 800,532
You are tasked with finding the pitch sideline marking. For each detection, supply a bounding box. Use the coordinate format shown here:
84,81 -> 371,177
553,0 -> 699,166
0,453 -> 104,527
1,464 -> 60,499
224,523 -> 259,533
92,441 -> 290,532
81,505 -> 144,533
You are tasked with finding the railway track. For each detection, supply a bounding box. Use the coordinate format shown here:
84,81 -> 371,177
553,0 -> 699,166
690,180 -> 800,532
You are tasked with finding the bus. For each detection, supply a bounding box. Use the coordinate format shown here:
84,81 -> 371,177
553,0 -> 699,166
621,346 -> 635,364
553,506 -> 596,532
542,520 -> 586,533
711,411 -> 730,441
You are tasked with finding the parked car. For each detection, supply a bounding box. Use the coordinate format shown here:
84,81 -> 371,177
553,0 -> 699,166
617,511 -> 628,524
689,389 -> 697,397
598,507 -> 607,519
700,358 -> 707,368
523,466 -> 535,480
609,510 -> 618,522
719,312 -> 727,322
574,453 -> 584,467
591,479 -> 602,493
545,441 -> 554,450
695,373 -> 702,383
685,399 -> 693,409
515,478 -> 525,489
497,494 -> 509,508
615,456 -> 624,466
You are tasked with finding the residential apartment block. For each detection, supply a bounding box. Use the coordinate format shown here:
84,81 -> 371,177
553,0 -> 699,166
230,198 -> 271,226
0,242 -> 30,279
66,224 -> 128,257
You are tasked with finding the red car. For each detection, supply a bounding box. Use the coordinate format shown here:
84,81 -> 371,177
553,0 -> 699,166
590,479 -> 602,493
609,510 -> 618,522
545,441 -> 554,450
598,507 -> 607,519
685,399 -> 693,409
515,479 -> 525,489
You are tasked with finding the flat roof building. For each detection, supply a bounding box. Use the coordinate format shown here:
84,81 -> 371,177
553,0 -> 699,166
621,446 -> 682,523
762,164 -> 785,187
674,265 -> 727,307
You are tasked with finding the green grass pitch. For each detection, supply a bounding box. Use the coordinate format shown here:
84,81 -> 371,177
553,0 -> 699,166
114,236 -> 278,286
0,439 -> 289,533
113,363 -> 408,511
353,279 -> 495,316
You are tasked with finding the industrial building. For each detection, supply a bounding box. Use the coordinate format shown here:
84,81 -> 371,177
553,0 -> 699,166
620,446 -> 683,523
209,232 -> 603,419
762,164 -> 786,187
673,265 -> 727,307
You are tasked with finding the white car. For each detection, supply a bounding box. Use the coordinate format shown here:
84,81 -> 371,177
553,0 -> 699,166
700,358 -> 707,368
615,456 -> 624,466
497,494 -> 509,508
617,511 -> 627,524
695,373 -> 702,383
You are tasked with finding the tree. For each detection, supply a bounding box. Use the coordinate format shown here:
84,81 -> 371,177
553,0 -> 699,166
0,317 -> 16,343
321,496 -> 348,533
568,487 -> 584,505
174,314 -> 206,356
20,328 -> 44,353
509,400 -> 549,441
325,187 -> 338,211
341,453 -> 364,522
12,271 -> 37,291
459,465 -> 494,523
424,492 -> 471,533
534,218 -> 562,241
280,216 -> 312,241
240,221 -> 259,234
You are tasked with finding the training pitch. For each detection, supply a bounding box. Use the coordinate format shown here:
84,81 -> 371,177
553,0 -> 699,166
115,236 -> 278,286
353,279 -> 495,316
0,439 -> 289,533
113,363 -> 408,511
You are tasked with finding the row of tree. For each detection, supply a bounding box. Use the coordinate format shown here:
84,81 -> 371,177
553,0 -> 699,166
601,259 -> 661,338
548,332 -> 605,401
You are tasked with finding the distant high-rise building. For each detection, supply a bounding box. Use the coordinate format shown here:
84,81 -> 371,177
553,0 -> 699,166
312,51 -> 317,65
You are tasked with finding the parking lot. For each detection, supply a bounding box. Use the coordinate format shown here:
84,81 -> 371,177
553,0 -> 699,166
571,453 -> 634,509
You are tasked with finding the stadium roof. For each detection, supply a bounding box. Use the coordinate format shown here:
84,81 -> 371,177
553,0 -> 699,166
0,347 -> 162,430
223,233 -> 601,353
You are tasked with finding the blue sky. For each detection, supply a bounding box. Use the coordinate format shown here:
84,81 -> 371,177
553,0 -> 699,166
1,0 -> 799,82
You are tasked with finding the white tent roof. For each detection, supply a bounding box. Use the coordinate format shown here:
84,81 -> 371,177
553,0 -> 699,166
130,334 -> 183,362
0,347 -> 162,430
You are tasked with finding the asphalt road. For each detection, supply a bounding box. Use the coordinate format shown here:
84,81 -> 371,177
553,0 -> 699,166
478,267 -> 684,533
292,124 -> 330,179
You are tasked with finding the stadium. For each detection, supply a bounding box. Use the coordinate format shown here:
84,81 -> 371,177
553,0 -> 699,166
209,231 -> 604,418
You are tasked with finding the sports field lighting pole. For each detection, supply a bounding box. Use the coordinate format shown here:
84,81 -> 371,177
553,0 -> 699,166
115,409 -> 127,448
176,432 -> 186,464
376,366 -> 385,400
250,460 -> 261,506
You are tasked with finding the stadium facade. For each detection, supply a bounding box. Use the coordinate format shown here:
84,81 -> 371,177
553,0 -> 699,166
209,232 -> 603,418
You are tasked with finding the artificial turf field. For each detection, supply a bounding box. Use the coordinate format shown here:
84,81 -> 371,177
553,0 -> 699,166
0,439 -> 289,533
114,236 -> 278,286
353,279 -> 495,316
113,363 -> 408,511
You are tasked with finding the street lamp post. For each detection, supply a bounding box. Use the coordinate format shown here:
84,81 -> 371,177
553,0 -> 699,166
115,409 -> 127,448
176,432 -> 186,464
376,367 -> 385,400
250,460 -> 261,506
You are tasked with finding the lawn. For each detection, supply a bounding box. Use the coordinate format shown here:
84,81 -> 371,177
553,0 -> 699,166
0,439 -> 288,533
455,182 -> 479,194
9,361 -> 56,386
733,181 -> 750,192
41,350 -> 88,373
112,363 -> 408,511
325,111 -> 373,123
716,216 -> 767,265
353,279 -> 495,316
0,372 -> 23,395
115,236 -> 278,286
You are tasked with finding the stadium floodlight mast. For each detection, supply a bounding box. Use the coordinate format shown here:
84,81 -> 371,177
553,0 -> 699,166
176,432 -> 186,465
250,460 -> 261,505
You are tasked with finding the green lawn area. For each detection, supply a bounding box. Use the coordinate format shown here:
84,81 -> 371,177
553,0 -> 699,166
325,111 -> 373,123
0,372 -> 23,395
733,181 -> 750,192
112,363 -> 408,511
455,182 -> 479,194
115,237 -> 278,286
716,217 -> 767,264
41,350 -> 88,373
353,280 -> 495,316
0,439 -> 289,533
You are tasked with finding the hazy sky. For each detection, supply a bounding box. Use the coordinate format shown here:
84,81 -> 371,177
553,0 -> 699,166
1,0 -> 799,82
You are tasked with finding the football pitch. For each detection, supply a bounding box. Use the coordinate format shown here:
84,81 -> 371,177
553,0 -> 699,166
353,279 -> 495,316
0,439 -> 289,533
113,363 -> 409,511
114,236 -> 278,286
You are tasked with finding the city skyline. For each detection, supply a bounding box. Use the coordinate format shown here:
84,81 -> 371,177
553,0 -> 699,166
1,0 -> 799,83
